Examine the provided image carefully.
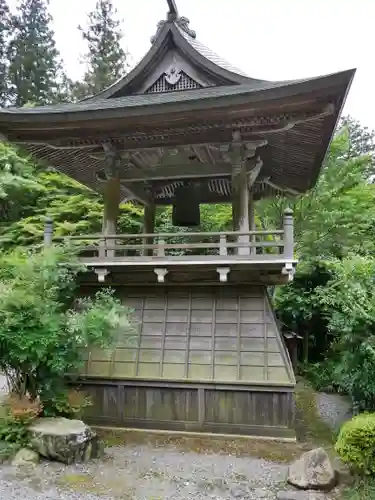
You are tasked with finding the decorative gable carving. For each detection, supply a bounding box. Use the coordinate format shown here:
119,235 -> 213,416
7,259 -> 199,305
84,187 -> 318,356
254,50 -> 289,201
151,16 -> 196,44
146,70 -> 202,94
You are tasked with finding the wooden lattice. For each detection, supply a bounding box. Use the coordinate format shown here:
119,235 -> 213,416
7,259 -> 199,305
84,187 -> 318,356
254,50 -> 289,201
146,72 -> 202,93
83,286 -> 293,384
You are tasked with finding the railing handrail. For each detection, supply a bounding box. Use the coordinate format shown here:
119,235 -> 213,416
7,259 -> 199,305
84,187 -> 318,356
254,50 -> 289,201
43,208 -> 294,260
75,240 -> 284,251
53,229 -> 284,241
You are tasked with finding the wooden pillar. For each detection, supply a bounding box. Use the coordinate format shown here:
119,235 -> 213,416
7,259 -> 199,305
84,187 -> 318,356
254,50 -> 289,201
283,208 -> 294,260
232,163 -> 250,255
102,177 -> 121,258
248,192 -> 256,255
143,202 -> 156,256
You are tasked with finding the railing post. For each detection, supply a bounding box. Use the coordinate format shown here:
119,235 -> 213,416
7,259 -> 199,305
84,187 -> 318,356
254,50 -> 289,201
157,238 -> 165,257
219,234 -> 227,256
98,236 -> 106,258
283,208 -> 294,259
44,216 -> 53,248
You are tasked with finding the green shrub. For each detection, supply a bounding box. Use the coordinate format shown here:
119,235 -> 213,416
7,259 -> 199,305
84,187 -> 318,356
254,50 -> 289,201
0,393 -> 42,456
42,388 -> 92,419
300,360 -> 340,393
335,413 -> 375,475
0,246 -> 136,402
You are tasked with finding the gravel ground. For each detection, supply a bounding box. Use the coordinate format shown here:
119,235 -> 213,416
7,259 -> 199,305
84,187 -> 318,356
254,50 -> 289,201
315,392 -> 352,432
0,374 -> 338,499
0,444 -> 292,500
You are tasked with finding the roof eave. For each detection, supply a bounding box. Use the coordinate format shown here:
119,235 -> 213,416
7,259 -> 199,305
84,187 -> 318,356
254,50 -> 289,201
307,67 -> 356,190
0,69 -> 356,127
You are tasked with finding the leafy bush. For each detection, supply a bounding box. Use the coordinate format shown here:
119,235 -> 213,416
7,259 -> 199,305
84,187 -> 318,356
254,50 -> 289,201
43,388 -> 92,419
299,360 -> 340,393
316,256 -> 375,411
0,246 -> 136,402
335,413 -> 375,475
0,393 -> 42,451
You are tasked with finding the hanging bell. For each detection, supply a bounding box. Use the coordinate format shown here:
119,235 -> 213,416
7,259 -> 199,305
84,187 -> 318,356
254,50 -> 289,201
172,184 -> 200,227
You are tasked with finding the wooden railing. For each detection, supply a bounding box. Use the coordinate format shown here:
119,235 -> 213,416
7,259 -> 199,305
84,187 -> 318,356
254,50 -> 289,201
44,209 -> 294,262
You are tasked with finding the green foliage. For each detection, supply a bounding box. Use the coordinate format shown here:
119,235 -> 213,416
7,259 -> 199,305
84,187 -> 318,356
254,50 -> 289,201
269,119 -> 375,404
335,413 -> 375,475
0,246 -> 136,401
0,141 -> 44,225
315,256 -> 375,410
0,393 -> 42,452
0,440 -> 20,463
7,0 -> 68,106
343,477 -> 375,500
0,143 -> 143,248
42,388 -> 92,419
299,360 -> 339,393
340,115 -> 375,169
258,128 -> 375,260
71,0 -> 128,100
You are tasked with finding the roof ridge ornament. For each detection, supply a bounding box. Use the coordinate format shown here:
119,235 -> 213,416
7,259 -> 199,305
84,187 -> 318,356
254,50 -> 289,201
175,16 -> 196,39
150,0 -> 196,44
167,0 -> 178,19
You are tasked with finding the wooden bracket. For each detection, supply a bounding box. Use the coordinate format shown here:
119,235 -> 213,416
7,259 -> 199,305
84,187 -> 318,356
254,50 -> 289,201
154,268 -> 168,283
99,144 -> 152,205
281,262 -> 296,282
216,267 -> 230,282
94,268 -> 110,283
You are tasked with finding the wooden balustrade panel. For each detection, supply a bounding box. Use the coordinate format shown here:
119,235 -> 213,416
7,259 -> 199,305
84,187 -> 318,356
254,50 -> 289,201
63,230 -> 285,258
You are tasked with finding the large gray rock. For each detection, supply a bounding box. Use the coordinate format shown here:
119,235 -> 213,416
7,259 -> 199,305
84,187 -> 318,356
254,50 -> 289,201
29,417 -> 101,465
12,447 -> 39,466
287,448 -> 337,491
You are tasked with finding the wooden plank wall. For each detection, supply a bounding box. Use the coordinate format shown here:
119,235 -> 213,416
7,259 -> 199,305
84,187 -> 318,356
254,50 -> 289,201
78,380 -> 295,438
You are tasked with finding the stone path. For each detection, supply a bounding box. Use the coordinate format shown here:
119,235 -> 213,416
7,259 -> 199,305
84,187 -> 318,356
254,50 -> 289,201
315,392 -> 352,432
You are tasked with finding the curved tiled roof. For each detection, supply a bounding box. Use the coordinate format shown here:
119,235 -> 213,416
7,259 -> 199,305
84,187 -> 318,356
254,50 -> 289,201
175,24 -> 250,78
79,13 -> 258,102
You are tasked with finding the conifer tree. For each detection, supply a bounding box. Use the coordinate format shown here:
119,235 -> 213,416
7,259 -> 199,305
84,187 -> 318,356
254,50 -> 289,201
7,0 -> 68,106
0,0 -> 11,106
72,0 -> 128,100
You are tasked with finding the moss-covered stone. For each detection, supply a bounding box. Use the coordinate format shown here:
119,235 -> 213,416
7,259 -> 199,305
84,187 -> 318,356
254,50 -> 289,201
29,417 -> 102,465
12,447 -> 39,466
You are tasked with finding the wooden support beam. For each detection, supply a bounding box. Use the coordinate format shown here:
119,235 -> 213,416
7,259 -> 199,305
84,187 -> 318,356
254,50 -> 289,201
120,163 -> 233,183
248,159 -> 263,188
232,162 -> 250,256
248,192 -> 256,255
100,143 -> 152,205
143,202 -> 156,257
121,184 -> 152,205
102,177 -> 121,258
283,208 -> 294,260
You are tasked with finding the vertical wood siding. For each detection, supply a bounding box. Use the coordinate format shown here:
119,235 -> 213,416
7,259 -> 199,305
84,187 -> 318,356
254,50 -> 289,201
79,381 -> 295,438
